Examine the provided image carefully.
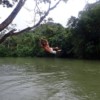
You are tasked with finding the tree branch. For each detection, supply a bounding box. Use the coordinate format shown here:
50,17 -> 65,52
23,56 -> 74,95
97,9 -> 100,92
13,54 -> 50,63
0,27 -> 31,43
0,29 -> 16,43
50,0 -> 62,10
0,0 -> 63,44
0,0 -> 26,32
32,0 -> 61,29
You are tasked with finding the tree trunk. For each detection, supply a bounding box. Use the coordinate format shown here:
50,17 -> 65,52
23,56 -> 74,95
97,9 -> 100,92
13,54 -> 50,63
0,0 -> 26,32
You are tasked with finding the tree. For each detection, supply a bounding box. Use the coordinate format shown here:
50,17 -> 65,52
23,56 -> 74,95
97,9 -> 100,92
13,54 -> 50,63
0,0 -> 68,43
0,0 -> 18,8
67,1 -> 100,59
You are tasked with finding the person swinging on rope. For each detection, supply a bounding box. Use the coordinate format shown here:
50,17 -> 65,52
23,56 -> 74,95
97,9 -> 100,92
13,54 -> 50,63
40,38 -> 61,54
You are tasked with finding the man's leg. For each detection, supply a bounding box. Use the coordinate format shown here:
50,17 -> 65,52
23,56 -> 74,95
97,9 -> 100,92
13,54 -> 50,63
53,47 -> 60,50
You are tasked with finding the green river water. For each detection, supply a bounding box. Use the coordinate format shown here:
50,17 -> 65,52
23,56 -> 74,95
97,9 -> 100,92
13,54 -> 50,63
0,57 -> 100,100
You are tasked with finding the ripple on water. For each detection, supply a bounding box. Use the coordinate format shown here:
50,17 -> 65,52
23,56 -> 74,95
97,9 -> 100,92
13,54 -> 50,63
0,58 -> 100,100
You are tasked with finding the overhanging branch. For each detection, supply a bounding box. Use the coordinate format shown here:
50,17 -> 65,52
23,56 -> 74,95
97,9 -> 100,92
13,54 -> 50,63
0,29 -> 16,43
0,0 -> 63,44
0,0 -> 26,32
32,0 -> 61,29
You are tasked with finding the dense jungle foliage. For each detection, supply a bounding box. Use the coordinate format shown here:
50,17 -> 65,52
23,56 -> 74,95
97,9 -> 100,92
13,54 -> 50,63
0,1 -> 100,59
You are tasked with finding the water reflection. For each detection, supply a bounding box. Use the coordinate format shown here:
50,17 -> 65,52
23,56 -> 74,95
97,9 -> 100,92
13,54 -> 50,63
0,57 -> 100,100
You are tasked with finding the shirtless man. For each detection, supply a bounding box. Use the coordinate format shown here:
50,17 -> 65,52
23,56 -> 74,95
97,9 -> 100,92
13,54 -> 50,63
40,38 -> 61,54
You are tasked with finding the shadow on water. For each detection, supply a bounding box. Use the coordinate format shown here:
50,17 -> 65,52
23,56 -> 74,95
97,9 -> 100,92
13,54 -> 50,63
0,57 -> 100,100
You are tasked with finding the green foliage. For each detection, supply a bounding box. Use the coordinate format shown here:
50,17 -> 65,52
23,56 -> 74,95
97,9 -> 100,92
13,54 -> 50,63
67,1 -> 100,59
0,1 -> 100,59
0,23 -> 67,57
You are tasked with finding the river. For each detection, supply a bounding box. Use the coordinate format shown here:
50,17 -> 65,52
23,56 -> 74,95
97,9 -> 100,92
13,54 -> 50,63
0,57 -> 100,100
